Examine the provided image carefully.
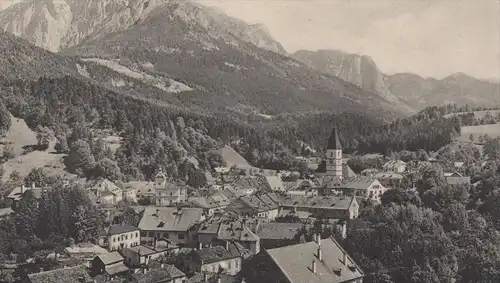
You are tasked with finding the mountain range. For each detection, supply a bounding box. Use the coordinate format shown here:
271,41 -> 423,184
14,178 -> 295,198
0,0 -> 498,116
293,50 -> 500,110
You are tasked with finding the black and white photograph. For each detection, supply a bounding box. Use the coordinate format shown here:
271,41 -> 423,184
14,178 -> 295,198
0,0 -> 499,282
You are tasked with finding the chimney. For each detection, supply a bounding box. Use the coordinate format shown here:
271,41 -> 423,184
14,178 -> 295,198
317,233 -> 321,246
198,242 -> 203,250
225,240 -> 229,251
343,251 -> 347,265
312,260 -> 316,274
143,268 -> 147,274
21,185 -> 25,194
32,182 -> 36,189
317,247 -> 322,261
161,263 -> 164,268
204,273 -> 208,282
217,278 -> 222,283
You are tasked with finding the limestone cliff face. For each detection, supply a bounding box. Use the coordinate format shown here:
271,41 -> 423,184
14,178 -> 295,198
293,49 -> 399,103
0,0 -> 287,54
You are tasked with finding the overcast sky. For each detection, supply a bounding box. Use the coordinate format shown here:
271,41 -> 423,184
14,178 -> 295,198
199,0 -> 500,80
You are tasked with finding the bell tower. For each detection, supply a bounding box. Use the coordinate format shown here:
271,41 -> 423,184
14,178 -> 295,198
326,127 -> 343,179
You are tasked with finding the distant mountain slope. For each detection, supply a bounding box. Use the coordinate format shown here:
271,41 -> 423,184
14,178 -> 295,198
385,72 -> 500,109
0,0 -> 286,54
293,49 -> 500,111
60,0 -> 402,119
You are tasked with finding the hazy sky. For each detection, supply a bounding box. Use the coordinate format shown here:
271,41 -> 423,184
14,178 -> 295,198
199,0 -> 500,80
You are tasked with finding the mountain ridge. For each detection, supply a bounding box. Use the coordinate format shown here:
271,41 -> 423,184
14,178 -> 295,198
293,49 -> 500,111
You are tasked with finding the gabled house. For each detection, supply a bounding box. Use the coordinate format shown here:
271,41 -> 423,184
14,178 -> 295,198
264,175 -> 285,192
91,251 -> 129,278
198,215 -> 261,255
444,172 -> 471,186
278,195 -> 359,220
130,263 -> 186,283
254,222 -> 302,249
27,265 -> 93,283
189,192 -> 230,216
374,172 -> 403,189
107,224 -> 141,251
383,160 -> 407,173
334,177 -> 387,203
253,236 -> 364,283
155,182 -> 187,206
185,246 -> 242,276
138,207 -> 205,247
225,193 -> 280,221
120,245 -> 169,267
7,183 -> 48,209
90,179 -> 123,206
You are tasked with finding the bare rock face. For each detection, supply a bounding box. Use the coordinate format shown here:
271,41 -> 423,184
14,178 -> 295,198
0,0 -> 286,54
293,49 -> 399,103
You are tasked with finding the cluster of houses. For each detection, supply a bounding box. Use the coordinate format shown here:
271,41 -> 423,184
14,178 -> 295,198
2,127 -> 473,283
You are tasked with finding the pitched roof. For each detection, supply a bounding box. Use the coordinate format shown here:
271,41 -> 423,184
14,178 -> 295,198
266,237 -> 363,283
0,207 -> 14,217
265,176 -> 285,191
138,207 -> 204,232
124,245 -> 157,256
279,195 -> 354,210
191,246 -> 239,264
132,265 -> 185,283
256,223 -> 302,240
327,128 -> 342,150
108,224 -> 139,235
238,193 -> 279,213
190,192 -> 230,209
104,262 -> 129,275
96,251 -> 124,265
27,265 -> 92,283
217,221 -> 259,242
187,273 -> 246,283
338,177 -> 377,190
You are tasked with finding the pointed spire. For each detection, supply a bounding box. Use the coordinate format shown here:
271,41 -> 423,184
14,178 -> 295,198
327,127 -> 342,150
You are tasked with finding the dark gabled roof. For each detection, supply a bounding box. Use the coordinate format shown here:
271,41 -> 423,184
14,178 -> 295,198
327,128 -> 342,150
108,224 -> 139,235
191,246 -> 239,264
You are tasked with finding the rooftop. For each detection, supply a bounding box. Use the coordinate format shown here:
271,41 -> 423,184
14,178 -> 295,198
266,237 -> 363,283
138,207 -> 204,232
124,245 -> 158,256
256,222 -> 302,240
96,251 -> 124,265
279,195 -> 354,210
191,246 -> 239,264
132,264 -> 185,283
104,262 -> 129,275
27,265 -> 92,283
108,224 -> 139,235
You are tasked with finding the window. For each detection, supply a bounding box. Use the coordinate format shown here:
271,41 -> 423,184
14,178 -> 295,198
125,234 -> 128,240
178,233 -> 185,240
163,233 -> 169,239
113,237 -> 116,243
149,232 -> 154,237
228,261 -> 231,269
141,231 -> 146,237
136,232 -> 139,238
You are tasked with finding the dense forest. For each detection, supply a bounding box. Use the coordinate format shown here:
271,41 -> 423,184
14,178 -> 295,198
0,76 -> 466,180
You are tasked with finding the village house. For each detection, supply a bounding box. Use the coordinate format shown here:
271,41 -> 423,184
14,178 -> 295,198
331,177 -> 388,203
27,265 -> 93,283
185,245 -> 242,276
224,193 -> 280,221
189,192 -> 230,216
374,172 -> 403,189
263,175 -> 285,192
0,207 -> 14,219
252,235 -> 364,283
7,183 -> 48,209
155,184 -> 187,206
91,251 -> 129,278
131,263 -> 186,283
444,172 -> 471,186
107,224 -> 141,251
186,273 -> 247,283
89,179 -> 124,207
283,179 -> 319,196
383,160 -> 407,173
138,207 -> 205,247
198,214 -> 260,255
278,195 -> 359,220
120,245 -> 170,267
254,222 -> 302,249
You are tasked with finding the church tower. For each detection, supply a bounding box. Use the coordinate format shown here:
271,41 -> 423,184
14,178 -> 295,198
326,127 -> 343,179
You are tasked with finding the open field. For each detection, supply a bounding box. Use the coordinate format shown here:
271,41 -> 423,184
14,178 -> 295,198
444,110 -> 500,119
0,115 -> 73,181
458,124 -> 500,143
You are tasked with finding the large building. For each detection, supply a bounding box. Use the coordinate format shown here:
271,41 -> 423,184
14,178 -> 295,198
249,236 -> 364,283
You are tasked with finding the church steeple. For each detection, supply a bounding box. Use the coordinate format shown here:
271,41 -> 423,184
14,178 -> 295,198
327,127 -> 342,150
326,128 -> 343,179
